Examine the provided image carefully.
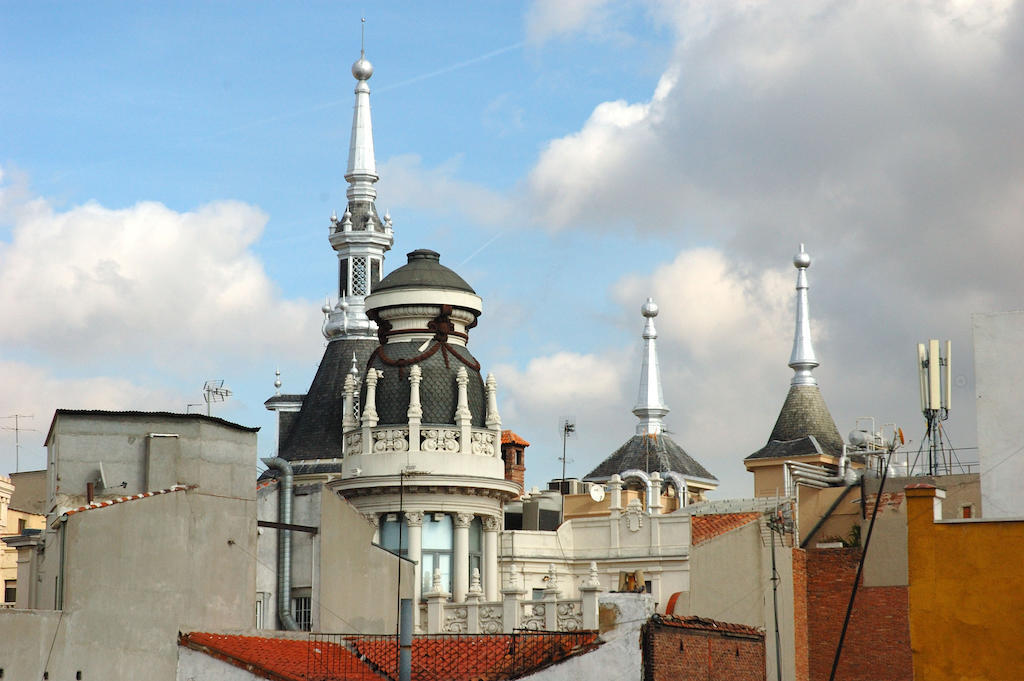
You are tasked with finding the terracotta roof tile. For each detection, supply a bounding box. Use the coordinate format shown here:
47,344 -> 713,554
181,631 -> 599,681
653,614 -> 764,638
501,430 -> 530,447
691,512 -> 761,545
63,484 -> 196,516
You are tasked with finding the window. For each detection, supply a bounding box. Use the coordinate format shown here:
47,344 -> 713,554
420,513 -> 453,597
17,518 -> 26,533
515,451 -> 523,466
380,515 -> 409,557
370,259 -> 381,291
468,516 -> 482,584
339,259 -> 349,298
4,580 -> 15,604
293,596 -> 312,631
961,504 -> 974,519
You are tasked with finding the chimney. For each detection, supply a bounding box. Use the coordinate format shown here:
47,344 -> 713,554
500,430 -> 529,497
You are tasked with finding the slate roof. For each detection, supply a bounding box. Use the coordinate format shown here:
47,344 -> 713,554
746,384 -> 844,460
691,513 -> 761,545
583,433 -> 717,482
179,631 -> 600,681
374,249 -> 476,294
364,340 -> 487,428
275,337 -> 379,463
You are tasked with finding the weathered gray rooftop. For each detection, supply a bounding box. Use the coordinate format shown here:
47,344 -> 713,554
583,433 -> 717,482
275,336 -> 379,463
746,384 -> 844,460
374,249 -> 476,294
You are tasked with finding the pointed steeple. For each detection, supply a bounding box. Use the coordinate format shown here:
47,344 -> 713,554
324,26 -> 394,341
633,297 -> 669,435
789,244 -> 819,386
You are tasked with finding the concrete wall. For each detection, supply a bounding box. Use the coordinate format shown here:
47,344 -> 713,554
10,470 -> 47,514
0,487 -> 255,680
177,645 -> 267,680
906,485 -> 1024,679
973,310 -> 1024,518
318,488 -> 414,633
688,519 -> 794,681
47,412 -> 257,516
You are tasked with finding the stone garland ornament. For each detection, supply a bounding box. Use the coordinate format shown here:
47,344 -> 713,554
422,429 -> 459,452
471,431 -> 495,456
556,602 -> 583,631
479,606 -> 503,634
373,428 -> 409,452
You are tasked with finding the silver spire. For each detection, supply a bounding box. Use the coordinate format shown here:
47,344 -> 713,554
632,297 -> 670,435
788,244 -> 819,386
323,31 -> 393,341
346,20 -> 377,204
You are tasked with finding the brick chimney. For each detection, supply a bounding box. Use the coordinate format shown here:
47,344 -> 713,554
500,430 -> 529,496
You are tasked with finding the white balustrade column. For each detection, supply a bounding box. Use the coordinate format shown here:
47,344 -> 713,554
482,516 -> 500,601
407,365 -> 422,453
453,512 -> 473,602
406,511 -> 424,627
361,369 -> 382,454
455,367 -> 472,454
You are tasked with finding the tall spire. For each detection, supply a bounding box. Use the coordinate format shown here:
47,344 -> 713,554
633,298 -> 670,435
346,18 -> 377,204
788,244 -> 819,386
324,24 -> 394,340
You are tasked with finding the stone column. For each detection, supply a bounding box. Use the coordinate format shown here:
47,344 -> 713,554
361,368 -> 382,454
363,513 -> 380,544
453,512 -> 473,602
406,511 -> 424,627
342,373 -> 357,432
650,471 -> 663,514
580,561 -> 602,631
407,365 -> 422,453
455,367 -> 472,455
608,474 -> 623,514
425,568 -> 450,634
482,515 -> 501,601
542,563 -> 560,631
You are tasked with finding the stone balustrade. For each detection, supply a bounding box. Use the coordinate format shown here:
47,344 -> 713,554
343,425 -> 499,458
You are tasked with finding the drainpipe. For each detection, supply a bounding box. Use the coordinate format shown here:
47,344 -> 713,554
619,470 -> 655,514
262,457 -> 299,631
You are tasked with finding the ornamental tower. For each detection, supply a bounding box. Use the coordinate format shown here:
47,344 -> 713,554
264,46 -> 392,477
744,245 -> 845,497
330,249 -> 519,625
583,299 -> 717,506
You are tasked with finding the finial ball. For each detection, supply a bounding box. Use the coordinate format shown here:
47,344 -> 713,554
352,57 -> 374,80
793,250 -> 811,269
641,297 -> 659,318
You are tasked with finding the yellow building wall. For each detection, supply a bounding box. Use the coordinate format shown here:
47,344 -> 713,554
906,485 -> 1024,680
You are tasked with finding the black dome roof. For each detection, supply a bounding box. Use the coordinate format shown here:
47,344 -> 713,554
375,249 -> 475,294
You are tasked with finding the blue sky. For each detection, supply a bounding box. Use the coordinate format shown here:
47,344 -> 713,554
3,1 -> 1023,497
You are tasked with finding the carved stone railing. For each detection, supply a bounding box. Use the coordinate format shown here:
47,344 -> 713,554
343,425 -> 498,458
422,563 -> 602,634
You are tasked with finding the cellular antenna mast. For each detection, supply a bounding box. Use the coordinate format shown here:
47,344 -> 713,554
912,340 -> 953,475
2,414 -> 36,473
559,417 -> 576,523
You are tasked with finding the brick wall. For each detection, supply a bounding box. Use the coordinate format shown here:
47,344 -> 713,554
792,547 -> 912,681
644,621 -> 765,681
500,443 -> 525,492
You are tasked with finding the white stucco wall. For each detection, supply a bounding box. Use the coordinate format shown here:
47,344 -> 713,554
177,646 -> 266,681
973,311 -> 1024,518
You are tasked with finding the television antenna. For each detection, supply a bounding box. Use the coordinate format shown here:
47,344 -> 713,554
558,417 -> 576,523
911,340 -> 954,475
2,414 -> 36,473
202,379 -> 233,416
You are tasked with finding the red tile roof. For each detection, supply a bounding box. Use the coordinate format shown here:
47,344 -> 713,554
501,430 -> 530,447
653,614 -> 764,638
63,484 -> 196,516
180,631 -> 600,681
690,512 -> 761,545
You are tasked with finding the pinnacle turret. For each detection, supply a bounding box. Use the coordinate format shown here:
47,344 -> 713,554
632,297 -> 669,435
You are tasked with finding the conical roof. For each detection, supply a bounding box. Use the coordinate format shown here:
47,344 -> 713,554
746,377 -> 844,460
583,433 -> 717,482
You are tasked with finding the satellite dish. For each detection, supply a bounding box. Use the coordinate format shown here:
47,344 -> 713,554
590,485 -> 606,503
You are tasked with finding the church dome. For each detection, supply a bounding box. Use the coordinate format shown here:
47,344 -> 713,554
374,249 -> 476,294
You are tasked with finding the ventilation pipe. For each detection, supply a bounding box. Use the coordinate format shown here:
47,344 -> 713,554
619,469 -> 655,514
786,445 -> 856,493
262,457 -> 299,631
660,471 -> 689,508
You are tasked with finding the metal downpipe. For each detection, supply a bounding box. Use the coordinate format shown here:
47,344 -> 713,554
262,457 -> 299,631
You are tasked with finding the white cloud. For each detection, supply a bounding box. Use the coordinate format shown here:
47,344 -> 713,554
525,0 -> 619,43
0,172 -> 321,364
